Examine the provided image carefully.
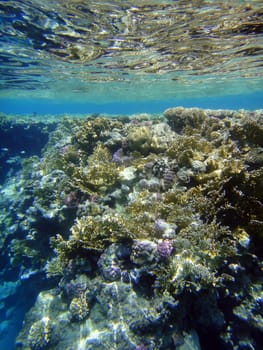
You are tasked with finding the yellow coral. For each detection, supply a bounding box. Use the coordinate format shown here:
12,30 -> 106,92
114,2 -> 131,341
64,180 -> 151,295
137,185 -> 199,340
69,296 -> 89,321
73,117 -> 123,151
127,125 -> 153,155
73,143 -> 121,194
28,317 -> 52,350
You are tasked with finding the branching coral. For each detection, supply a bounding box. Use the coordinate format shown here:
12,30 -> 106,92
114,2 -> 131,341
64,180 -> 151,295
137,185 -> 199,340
72,143 -> 121,194
72,116 -> 124,152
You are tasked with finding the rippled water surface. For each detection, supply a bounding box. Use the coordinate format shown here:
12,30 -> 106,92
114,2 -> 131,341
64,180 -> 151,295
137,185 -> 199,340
1,0 -> 263,102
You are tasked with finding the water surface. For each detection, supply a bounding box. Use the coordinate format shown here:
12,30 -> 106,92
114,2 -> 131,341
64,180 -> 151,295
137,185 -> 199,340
0,0 -> 263,109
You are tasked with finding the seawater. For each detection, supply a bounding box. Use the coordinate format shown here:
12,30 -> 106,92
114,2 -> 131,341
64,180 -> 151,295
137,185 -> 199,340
1,92 -> 263,116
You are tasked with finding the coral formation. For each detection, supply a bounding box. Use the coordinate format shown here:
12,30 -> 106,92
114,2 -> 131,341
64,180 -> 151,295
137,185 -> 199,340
28,318 -> 52,350
0,108 -> 262,350
69,296 -> 89,321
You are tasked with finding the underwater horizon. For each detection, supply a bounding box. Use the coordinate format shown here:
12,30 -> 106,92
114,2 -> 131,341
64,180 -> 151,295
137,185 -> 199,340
1,91 -> 263,116
0,1 -> 263,350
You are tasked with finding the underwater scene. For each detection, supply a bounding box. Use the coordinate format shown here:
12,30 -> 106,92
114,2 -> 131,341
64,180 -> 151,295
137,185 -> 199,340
0,1 -> 263,350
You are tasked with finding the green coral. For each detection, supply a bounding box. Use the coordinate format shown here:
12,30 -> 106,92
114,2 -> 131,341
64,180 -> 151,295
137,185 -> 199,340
10,239 -> 40,267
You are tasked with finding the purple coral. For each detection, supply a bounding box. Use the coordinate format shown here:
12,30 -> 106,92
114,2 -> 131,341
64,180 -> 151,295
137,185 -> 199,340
112,148 -> 132,164
155,219 -> 177,238
135,345 -> 149,350
157,239 -> 174,260
155,219 -> 169,233
101,265 -> 121,282
97,246 -> 122,282
131,240 -> 157,265
64,281 -> 87,299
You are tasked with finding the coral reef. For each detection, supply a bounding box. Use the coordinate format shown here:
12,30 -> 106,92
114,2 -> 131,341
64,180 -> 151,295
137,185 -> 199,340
0,108 -> 262,350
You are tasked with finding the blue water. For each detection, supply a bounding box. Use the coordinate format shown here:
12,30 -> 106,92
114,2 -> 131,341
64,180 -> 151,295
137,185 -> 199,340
1,92 -> 263,116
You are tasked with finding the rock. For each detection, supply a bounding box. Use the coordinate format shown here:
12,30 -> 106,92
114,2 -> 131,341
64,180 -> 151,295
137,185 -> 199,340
177,330 -> 201,350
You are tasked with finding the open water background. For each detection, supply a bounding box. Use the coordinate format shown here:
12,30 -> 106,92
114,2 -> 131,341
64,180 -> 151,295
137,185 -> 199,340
1,91 -> 263,116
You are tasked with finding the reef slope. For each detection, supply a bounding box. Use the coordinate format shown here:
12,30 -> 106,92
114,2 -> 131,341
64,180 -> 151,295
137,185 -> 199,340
0,107 -> 262,350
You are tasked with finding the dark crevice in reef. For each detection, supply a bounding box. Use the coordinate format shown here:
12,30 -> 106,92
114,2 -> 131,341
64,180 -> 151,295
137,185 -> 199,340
0,115 -> 57,183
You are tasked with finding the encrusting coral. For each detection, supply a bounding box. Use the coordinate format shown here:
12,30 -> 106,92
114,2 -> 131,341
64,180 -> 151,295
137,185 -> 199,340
2,108 -> 261,350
